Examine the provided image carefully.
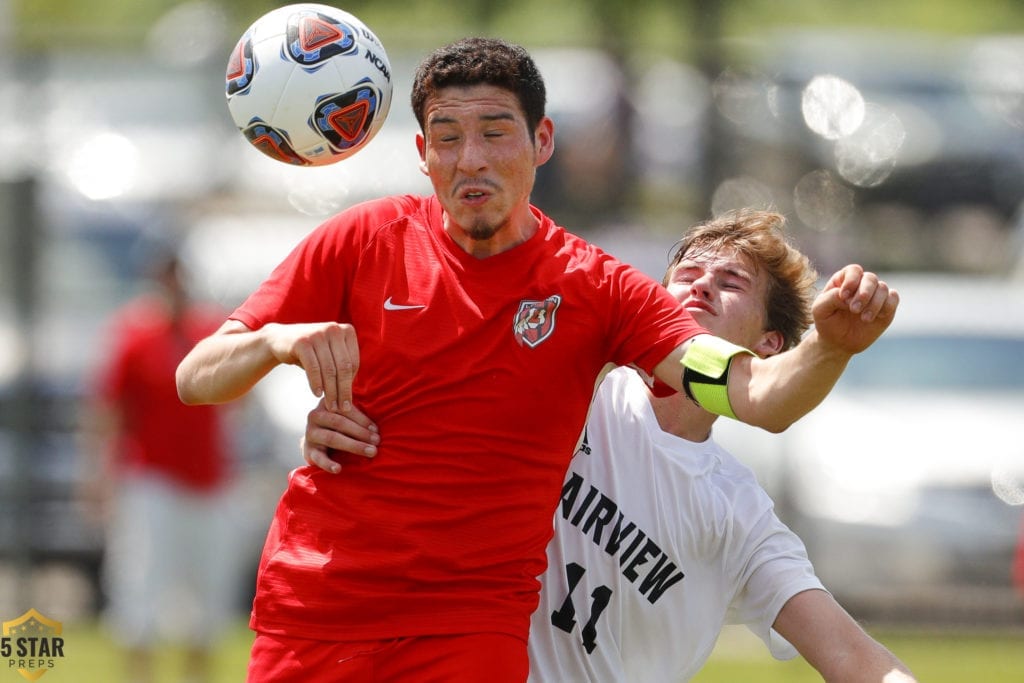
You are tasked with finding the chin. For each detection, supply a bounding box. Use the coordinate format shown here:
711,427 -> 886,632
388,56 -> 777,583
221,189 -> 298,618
685,307 -> 712,324
467,225 -> 500,241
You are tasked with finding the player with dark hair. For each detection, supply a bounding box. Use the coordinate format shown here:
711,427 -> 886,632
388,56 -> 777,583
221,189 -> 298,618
177,38 -> 897,682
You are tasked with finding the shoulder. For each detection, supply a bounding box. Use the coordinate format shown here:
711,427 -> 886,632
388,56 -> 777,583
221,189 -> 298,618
706,443 -> 773,510
319,194 -> 429,233
300,194 -> 433,256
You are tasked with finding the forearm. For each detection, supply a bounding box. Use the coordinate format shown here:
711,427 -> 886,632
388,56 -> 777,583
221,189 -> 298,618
733,328 -> 852,432
653,331 -> 852,433
176,324 -> 278,405
804,634 -> 917,683
775,590 -> 917,683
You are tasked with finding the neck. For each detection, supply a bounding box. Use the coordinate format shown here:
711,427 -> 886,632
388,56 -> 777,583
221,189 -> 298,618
647,387 -> 717,442
443,206 -> 539,258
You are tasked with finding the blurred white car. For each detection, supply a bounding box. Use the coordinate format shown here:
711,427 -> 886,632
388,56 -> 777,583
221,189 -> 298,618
714,273 -> 1024,622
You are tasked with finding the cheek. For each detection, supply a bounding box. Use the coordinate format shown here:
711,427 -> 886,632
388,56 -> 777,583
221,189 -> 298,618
665,283 -> 690,302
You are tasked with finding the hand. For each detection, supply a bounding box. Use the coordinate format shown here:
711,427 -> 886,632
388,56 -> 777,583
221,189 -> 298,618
813,265 -> 899,355
265,322 -> 360,413
302,398 -> 380,474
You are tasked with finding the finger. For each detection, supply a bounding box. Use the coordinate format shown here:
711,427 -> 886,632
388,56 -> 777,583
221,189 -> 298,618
335,401 -> 378,434
856,278 -> 889,322
313,338 -> 341,412
328,325 -> 360,413
870,287 -> 899,326
309,424 -> 379,458
306,405 -> 379,457
811,284 -> 844,319
301,436 -> 341,474
846,271 -> 880,317
292,338 -> 326,400
883,287 -> 900,319
822,267 -> 847,293
836,264 -> 865,302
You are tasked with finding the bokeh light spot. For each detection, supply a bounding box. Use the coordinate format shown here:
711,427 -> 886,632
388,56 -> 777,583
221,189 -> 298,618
991,466 -> 1024,506
793,169 -> 855,232
801,74 -> 865,140
711,176 -> 775,216
834,103 -> 905,187
65,131 -> 139,200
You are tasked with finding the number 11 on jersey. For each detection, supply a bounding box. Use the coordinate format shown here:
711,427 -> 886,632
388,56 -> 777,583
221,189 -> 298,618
549,562 -> 612,655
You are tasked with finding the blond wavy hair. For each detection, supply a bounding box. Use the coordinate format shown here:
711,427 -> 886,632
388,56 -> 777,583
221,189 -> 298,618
664,209 -> 818,351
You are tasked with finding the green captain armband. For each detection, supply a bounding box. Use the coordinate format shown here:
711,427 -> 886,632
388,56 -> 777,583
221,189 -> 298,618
680,334 -> 755,420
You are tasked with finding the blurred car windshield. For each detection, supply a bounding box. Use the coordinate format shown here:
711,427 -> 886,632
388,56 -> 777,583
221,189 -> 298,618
841,334 -> 1024,390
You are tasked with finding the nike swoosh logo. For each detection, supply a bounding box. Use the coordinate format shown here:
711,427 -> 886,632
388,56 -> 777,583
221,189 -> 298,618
384,296 -> 426,311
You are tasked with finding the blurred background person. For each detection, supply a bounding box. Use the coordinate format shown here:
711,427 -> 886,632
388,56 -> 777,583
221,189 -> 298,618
1015,513 -> 1024,602
79,242 -> 243,683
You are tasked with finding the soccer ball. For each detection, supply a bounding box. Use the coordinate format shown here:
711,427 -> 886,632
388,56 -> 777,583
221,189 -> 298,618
225,4 -> 393,166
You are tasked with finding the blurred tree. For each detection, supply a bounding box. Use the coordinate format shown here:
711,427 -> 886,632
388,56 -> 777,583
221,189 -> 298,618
13,0 -> 1024,54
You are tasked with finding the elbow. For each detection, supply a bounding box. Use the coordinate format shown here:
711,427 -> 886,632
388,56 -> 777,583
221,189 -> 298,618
761,405 -> 798,432
757,419 -> 791,435
739,405 -> 794,434
175,363 -> 202,405
735,399 -> 795,434
762,415 -> 796,434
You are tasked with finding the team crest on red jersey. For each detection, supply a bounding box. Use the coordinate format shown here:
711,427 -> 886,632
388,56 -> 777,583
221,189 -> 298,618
513,295 -> 562,348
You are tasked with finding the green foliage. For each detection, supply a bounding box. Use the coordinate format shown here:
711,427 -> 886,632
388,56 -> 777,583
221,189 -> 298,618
726,0 -> 1024,35
13,0 -> 1024,55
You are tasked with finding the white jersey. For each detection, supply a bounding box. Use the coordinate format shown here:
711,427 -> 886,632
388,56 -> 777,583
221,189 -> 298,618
528,367 -> 825,682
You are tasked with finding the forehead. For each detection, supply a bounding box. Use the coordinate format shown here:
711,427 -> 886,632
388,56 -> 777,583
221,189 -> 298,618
677,245 -> 755,273
423,84 -> 524,124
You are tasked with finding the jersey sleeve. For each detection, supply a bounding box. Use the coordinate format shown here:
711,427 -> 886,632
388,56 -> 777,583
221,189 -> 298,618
230,218 -> 353,329
231,196 -> 414,329
599,258 -> 707,374
725,502 -> 826,660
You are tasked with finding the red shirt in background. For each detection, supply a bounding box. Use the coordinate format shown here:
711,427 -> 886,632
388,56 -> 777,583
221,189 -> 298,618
97,295 -> 229,491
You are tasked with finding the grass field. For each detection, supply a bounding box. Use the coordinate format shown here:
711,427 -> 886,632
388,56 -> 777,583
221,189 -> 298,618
691,624 -> 1024,683
13,619 -> 1024,682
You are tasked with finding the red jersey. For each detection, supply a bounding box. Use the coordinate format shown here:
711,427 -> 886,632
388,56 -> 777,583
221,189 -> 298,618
233,195 -> 706,642
97,296 -> 229,491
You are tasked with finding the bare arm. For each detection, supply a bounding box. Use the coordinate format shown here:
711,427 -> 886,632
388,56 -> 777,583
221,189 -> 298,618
652,265 -> 898,432
175,319 -> 360,412
774,589 -> 917,683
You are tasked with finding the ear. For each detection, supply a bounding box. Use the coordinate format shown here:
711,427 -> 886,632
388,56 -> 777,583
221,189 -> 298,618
534,116 -> 555,167
752,330 -> 785,358
416,132 -> 428,176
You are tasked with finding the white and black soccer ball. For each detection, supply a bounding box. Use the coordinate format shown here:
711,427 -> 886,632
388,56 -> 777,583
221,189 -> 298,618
225,3 -> 393,166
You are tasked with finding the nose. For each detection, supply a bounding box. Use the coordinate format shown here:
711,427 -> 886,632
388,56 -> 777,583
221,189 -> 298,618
690,271 -> 714,300
456,136 -> 488,173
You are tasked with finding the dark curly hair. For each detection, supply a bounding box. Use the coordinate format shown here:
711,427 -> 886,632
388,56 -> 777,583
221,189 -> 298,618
411,37 -> 547,137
